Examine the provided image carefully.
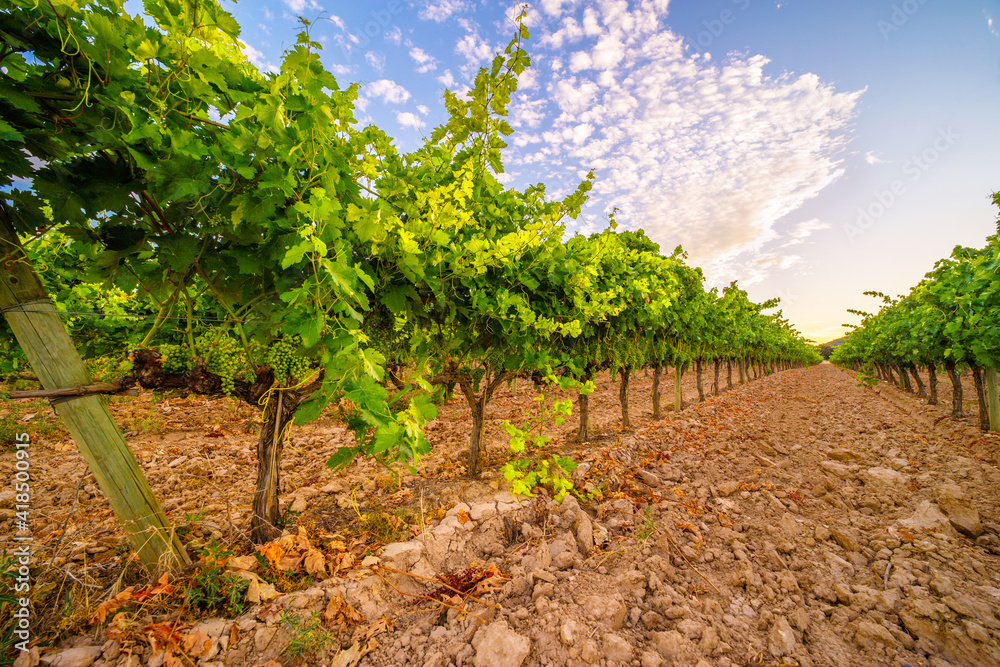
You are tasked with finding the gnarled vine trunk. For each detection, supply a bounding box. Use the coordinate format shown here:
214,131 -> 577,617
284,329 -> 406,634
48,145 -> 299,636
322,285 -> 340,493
945,360 -> 963,418
726,359 -> 733,389
457,369 -> 512,477
910,365 -> 926,399
899,365 -> 912,392
651,365 -> 663,420
696,358 -> 705,402
927,365 -> 938,405
971,365 -> 990,431
252,388 -> 303,543
619,366 -> 632,430
713,358 -> 721,396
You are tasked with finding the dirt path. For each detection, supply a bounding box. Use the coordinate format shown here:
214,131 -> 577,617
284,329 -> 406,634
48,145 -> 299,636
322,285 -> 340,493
12,363 -> 1000,667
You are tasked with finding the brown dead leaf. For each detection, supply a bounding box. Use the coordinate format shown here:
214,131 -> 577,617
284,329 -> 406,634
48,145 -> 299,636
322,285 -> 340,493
244,574 -> 278,603
295,525 -> 313,550
105,612 -> 139,642
360,555 -> 380,568
332,550 -> 355,575
330,639 -> 377,667
323,595 -> 365,631
456,509 -> 471,524
225,555 -> 258,571
133,573 -> 171,602
182,630 -> 212,657
90,587 -> 135,625
259,541 -> 286,568
355,617 -> 391,643
304,548 -> 327,577
261,661 -> 283,667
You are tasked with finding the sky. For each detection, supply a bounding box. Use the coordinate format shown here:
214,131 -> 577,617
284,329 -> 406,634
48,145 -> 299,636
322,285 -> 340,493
223,0 -> 1000,342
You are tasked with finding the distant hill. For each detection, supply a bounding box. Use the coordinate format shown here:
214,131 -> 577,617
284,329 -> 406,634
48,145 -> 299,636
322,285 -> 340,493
817,337 -> 845,361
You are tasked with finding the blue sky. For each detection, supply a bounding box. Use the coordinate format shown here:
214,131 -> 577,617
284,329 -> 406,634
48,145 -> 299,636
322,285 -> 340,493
225,0 -> 1000,342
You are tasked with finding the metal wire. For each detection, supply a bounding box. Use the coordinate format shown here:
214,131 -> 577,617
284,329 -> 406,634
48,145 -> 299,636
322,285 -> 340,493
1,308 -> 247,323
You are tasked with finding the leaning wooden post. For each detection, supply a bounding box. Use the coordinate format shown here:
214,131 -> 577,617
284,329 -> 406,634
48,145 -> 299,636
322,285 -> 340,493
0,210 -> 189,571
985,367 -> 1000,433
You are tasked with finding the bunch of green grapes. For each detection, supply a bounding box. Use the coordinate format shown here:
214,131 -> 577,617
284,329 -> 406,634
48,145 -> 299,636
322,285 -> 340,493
199,329 -> 245,395
265,335 -> 311,384
159,343 -> 193,375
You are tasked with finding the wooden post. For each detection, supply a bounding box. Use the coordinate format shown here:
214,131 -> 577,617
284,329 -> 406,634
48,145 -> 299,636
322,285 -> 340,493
985,367 -> 1000,433
0,209 -> 188,571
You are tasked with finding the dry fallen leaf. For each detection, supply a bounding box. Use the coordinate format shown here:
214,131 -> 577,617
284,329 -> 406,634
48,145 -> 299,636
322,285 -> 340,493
259,541 -> 285,568
133,573 -> 171,602
182,630 -> 212,657
456,509 -> 472,524
330,639 -> 377,667
304,548 -> 327,577
360,555 -> 380,568
323,595 -> 365,631
225,555 -> 258,571
244,574 -> 280,604
89,587 -> 135,625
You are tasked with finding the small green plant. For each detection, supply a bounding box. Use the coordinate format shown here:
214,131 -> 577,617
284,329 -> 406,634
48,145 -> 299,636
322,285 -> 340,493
500,375 -> 581,501
280,611 -> 336,660
84,356 -> 133,383
855,364 -> 879,388
636,507 -> 656,540
184,539 -> 249,616
0,409 -> 20,450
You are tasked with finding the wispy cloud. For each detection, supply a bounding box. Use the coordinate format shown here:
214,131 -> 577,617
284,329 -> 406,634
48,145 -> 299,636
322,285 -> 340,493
507,2 -> 861,284
365,51 -> 386,72
420,0 -> 468,23
409,46 -> 438,73
282,0 -> 321,13
865,150 -> 886,165
239,40 -> 279,74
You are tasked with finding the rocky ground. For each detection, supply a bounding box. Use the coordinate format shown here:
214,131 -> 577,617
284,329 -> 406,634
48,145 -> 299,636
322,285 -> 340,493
6,362 -> 1000,667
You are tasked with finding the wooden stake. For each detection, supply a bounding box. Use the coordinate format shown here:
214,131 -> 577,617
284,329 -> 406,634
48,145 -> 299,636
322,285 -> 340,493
0,208 -> 188,571
985,367 -> 1000,433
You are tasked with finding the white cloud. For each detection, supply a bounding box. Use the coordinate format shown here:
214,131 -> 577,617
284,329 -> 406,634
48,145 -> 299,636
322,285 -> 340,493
409,46 -> 438,73
456,31 -> 495,70
510,2 -> 862,285
420,0 -> 467,23
282,0 -> 320,13
569,51 -> 593,71
417,104 -> 431,115
437,69 -> 458,87
239,40 -> 279,74
864,150 -> 886,165
365,51 -> 386,72
326,14 -> 346,31
385,26 -> 403,45
397,112 -> 425,129
330,63 -> 353,76
364,79 -> 412,105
